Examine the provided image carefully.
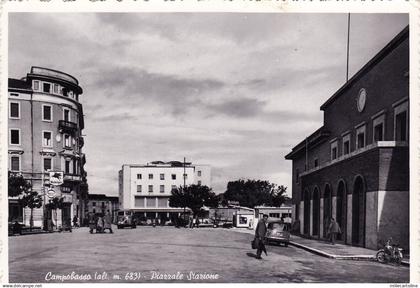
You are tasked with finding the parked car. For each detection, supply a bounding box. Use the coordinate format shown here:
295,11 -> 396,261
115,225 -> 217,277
265,220 -> 290,247
117,210 -> 136,229
198,218 -> 214,227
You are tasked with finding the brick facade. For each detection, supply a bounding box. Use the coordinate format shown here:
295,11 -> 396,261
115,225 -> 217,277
285,27 -> 409,250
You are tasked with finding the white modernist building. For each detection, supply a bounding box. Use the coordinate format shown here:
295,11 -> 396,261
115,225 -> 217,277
118,161 -> 211,220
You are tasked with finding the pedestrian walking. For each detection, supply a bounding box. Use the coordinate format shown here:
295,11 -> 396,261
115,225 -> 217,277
254,214 -> 269,259
103,210 -> 113,233
96,214 -> 104,233
328,217 -> 341,245
88,212 -> 96,234
73,215 -> 78,228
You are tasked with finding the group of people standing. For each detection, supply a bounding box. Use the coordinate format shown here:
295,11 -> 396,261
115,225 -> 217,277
88,210 -> 113,234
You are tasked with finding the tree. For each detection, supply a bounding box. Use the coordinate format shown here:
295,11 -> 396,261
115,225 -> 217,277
222,179 -> 288,208
270,185 -> 288,207
169,184 -> 219,217
19,190 -> 42,230
8,172 -> 31,197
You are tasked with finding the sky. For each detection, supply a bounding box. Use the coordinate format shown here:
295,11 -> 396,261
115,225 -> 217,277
8,13 -> 408,196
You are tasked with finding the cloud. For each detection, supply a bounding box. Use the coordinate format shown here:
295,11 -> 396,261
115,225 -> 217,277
8,13 -> 409,196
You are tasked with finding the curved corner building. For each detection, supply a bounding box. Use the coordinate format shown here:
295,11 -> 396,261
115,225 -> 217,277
8,66 -> 87,229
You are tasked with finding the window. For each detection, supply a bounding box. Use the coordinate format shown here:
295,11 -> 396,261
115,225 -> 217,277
93,202 -> 96,207
43,131 -> 52,147
160,185 -> 165,193
374,123 -> 384,141
92,208 -> 96,213
158,198 -> 168,208
330,139 -> 338,160
65,160 -> 71,174
197,180 -> 202,185
148,185 -> 153,192
342,133 -> 351,155
356,125 -> 366,149
11,156 -> 20,171
149,174 -> 153,180
395,111 -> 408,141
295,168 -> 300,184
372,112 -> 386,142
172,174 -> 176,180
10,102 -> 20,119
43,83 -> 51,93
43,158 -> 52,171
171,185 -> 177,191
160,174 -> 165,180
63,108 -> 70,122
137,174 -> 142,180
314,158 -> 319,168
198,171 -> 202,177
64,134 -> 71,148
42,105 -> 52,121
332,147 -> 337,159
146,198 -> 156,208
137,185 -> 142,193
135,197 -> 145,207
54,84 -> 59,94
73,160 -> 77,175
33,80 -> 39,90
10,129 -> 20,145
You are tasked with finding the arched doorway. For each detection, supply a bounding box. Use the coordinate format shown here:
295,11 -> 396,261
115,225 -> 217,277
312,187 -> 320,237
336,181 -> 346,241
303,189 -> 310,236
352,176 -> 365,246
323,185 -> 332,238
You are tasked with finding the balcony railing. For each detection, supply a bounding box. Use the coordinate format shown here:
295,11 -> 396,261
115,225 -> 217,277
300,141 -> 408,177
63,173 -> 81,182
58,120 -> 78,134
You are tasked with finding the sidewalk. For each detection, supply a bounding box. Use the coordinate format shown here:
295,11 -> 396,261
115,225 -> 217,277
231,228 -> 409,266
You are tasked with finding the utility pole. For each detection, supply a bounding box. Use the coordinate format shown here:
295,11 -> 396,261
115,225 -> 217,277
346,13 -> 351,82
183,157 -> 186,188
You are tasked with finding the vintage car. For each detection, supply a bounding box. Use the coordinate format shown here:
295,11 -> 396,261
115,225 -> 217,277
265,220 -> 290,247
117,210 -> 137,229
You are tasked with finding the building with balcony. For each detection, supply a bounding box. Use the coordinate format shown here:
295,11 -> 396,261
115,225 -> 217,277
285,26 -> 409,250
8,66 -> 88,229
119,161 -> 211,221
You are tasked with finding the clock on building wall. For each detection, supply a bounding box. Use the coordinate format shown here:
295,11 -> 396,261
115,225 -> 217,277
357,88 -> 367,112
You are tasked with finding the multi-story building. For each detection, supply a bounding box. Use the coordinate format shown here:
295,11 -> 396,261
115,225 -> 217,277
8,66 -> 88,229
285,26 -> 409,250
86,194 -> 119,223
119,161 -> 211,220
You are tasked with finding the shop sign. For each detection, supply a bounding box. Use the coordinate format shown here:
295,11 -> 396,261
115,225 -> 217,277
47,189 -> 56,198
49,171 -> 64,186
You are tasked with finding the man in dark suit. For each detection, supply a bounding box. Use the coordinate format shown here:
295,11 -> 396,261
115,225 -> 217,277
255,214 -> 268,259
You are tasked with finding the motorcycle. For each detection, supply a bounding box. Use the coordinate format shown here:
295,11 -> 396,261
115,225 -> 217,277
376,238 -> 403,265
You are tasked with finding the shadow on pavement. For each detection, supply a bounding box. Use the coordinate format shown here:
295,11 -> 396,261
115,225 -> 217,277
246,252 -> 258,258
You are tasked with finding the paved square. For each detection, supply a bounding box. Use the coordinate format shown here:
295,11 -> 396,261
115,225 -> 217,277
9,226 -> 409,283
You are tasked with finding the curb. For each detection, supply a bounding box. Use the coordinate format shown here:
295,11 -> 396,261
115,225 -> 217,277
289,241 -> 410,267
